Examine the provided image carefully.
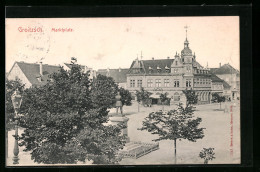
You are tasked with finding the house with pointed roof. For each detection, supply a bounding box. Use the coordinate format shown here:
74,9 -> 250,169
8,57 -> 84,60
97,68 -> 129,89
127,32 -> 212,105
7,61 -> 61,88
210,74 -> 231,96
210,63 -> 240,100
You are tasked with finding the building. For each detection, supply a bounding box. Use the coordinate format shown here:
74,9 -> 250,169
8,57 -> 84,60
210,63 -> 240,100
62,63 -> 96,80
127,35 -> 212,105
210,73 -> 231,98
97,68 -> 129,89
7,61 -> 60,88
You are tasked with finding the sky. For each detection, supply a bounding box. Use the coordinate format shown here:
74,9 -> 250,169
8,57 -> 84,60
6,16 -> 239,72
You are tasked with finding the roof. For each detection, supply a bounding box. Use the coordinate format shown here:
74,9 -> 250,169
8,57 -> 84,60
193,61 -> 203,68
211,74 -> 223,82
14,61 -> 61,86
64,63 -> 91,70
97,68 -> 129,83
210,64 -> 239,75
129,59 -> 174,74
222,80 -> 231,89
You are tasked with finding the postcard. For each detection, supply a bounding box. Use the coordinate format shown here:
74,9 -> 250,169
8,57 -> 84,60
5,16 -> 240,166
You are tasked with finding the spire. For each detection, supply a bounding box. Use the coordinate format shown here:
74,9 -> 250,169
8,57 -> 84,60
184,25 -> 189,48
140,51 -> 143,60
184,25 -> 189,40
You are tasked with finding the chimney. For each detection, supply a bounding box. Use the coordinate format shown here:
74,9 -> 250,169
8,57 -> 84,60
40,62 -> 43,75
219,63 -> 221,68
119,67 -> 121,72
167,57 -> 170,59
152,57 -> 154,60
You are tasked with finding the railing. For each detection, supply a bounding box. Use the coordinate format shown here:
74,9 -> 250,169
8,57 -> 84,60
119,142 -> 159,159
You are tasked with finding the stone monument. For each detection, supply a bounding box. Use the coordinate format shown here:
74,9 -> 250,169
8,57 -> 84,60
110,92 -> 130,143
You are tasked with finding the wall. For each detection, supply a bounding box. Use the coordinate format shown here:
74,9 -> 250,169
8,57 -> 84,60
7,63 -> 32,88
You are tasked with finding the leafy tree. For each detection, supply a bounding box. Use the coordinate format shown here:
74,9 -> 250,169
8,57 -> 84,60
139,103 -> 205,164
159,92 -> 168,111
182,88 -> 198,106
135,87 -> 152,112
199,148 -> 216,164
118,87 -> 132,106
211,93 -> 225,109
91,74 -> 118,111
18,61 -> 126,164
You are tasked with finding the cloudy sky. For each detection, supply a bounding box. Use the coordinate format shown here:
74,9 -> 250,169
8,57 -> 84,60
6,16 -> 239,72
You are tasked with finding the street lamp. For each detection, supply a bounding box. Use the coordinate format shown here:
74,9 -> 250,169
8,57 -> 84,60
11,89 -> 23,165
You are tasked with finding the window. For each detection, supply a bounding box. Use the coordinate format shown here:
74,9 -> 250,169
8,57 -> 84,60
130,80 -> 135,87
137,79 -> 142,87
203,79 -> 205,84
155,79 -> 161,87
147,79 -> 153,87
164,79 -> 170,87
176,61 -> 178,65
186,80 -> 191,87
174,92 -> 180,101
174,80 -> 180,87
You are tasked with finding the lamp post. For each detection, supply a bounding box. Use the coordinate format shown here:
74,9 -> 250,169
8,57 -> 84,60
11,89 -> 23,165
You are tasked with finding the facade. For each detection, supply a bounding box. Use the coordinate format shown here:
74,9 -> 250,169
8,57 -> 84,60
127,37 -> 212,105
7,61 -> 60,88
97,68 -> 129,89
210,63 -> 240,100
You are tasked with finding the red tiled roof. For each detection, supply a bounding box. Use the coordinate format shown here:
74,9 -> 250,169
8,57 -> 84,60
15,62 -> 61,86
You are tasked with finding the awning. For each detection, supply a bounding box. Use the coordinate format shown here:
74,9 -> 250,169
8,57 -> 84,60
150,94 -> 160,99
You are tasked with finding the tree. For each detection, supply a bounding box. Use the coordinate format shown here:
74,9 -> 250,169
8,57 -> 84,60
211,93 -> 225,109
135,87 -> 152,112
139,103 -> 205,164
199,148 -> 216,164
18,61 -> 126,164
118,87 -> 132,106
159,92 -> 168,111
182,88 -> 198,106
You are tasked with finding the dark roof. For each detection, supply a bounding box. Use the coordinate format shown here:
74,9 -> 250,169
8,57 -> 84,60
64,63 -> 88,70
210,64 -> 239,75
15,61 -> 61,86
129,59 -> 174,74
211,74 -> 223,82
97,68 -> 129,83
223,80 -> 231,89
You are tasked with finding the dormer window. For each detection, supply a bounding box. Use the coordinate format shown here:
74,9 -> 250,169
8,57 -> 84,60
175,61 -> 178,65
148,66 -> 153,74
165,66 -> 170,73
157,66 -> 161,73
